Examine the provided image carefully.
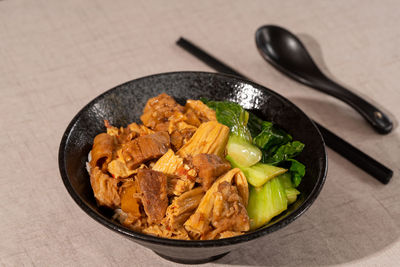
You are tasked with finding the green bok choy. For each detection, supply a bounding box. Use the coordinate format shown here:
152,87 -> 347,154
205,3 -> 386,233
202,98 -> 305,228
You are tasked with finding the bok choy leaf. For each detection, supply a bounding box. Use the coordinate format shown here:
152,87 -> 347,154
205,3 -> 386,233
202,99 -> 262,166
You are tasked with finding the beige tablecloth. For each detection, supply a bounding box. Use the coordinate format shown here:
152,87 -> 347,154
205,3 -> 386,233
1,0 -> 400,266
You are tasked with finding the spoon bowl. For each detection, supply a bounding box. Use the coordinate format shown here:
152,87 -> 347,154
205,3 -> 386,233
256,25 -> 393,134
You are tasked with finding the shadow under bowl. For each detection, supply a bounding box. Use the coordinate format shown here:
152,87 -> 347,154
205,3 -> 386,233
58,71 -> 327,264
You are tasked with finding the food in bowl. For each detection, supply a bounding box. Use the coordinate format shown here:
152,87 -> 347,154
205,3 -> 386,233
87,93 -> 306,240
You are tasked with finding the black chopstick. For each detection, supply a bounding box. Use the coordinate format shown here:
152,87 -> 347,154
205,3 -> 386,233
177,37 -> 393,184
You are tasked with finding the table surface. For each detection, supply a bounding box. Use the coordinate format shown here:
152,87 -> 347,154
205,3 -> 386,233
1,0 -> 400,266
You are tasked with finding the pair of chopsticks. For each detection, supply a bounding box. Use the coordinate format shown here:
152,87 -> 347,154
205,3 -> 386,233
176,37 -> 393,184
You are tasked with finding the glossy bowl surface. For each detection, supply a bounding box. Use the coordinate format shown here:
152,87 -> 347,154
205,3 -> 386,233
59,71 -> 327,264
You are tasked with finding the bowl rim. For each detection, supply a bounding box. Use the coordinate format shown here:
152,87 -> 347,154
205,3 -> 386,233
58,71 -> 327,247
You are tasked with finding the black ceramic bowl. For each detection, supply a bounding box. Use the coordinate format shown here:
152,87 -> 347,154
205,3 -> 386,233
59,72 -> 327,264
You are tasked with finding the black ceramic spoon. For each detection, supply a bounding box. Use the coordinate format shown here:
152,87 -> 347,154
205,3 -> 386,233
177,37 -> 393,184
255,25 -> 393,134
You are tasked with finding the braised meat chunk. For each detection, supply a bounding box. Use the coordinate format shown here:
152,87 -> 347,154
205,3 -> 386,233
137,169 -> 168,224
191,154 -> 231,190
152,149 -> 197,196
170,128 -> 196,151
143,224 -> 190,240
184,100 -> 217,123
121,131 -> 170,169
105,120 -> 154,144
184,168 -> 249,239
126,122 -> 154,136
89,167 -> 121,209
207,181 -> 250,239
90,133 -> 115,171
164,187 -> 205,230
140,93 -> 184,131
140,93 -> 199,151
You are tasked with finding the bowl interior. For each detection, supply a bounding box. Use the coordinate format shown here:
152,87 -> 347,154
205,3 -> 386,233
59,71 -> 326,246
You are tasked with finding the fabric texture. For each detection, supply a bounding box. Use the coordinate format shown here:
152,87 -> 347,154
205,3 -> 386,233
1,0 -> 399,266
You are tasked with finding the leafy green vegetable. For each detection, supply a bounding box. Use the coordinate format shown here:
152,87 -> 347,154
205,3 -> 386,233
247,112 -> 305,189
202,99 -> 262,166
287,159 -> 305,187
200,97 -> 215,109
201,99 -> 251,141
226,135 -> 262,167
201,98 -> 306,230
277,172 -> 293,189
253,121 -> 292,151
227,155 -> 287,187
247,172 -> 301,230
262,141 -> 305,165
247,112 -> 264,138
286,188 -> 300,204
247,177 -> 288,230
277,172 -> 300,204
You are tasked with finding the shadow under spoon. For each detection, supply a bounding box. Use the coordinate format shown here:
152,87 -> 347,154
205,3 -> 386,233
255,25 -> 393,134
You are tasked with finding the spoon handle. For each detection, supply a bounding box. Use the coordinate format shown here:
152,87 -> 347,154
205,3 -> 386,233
309,77 -> 393,134
177,37 -> 393,184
